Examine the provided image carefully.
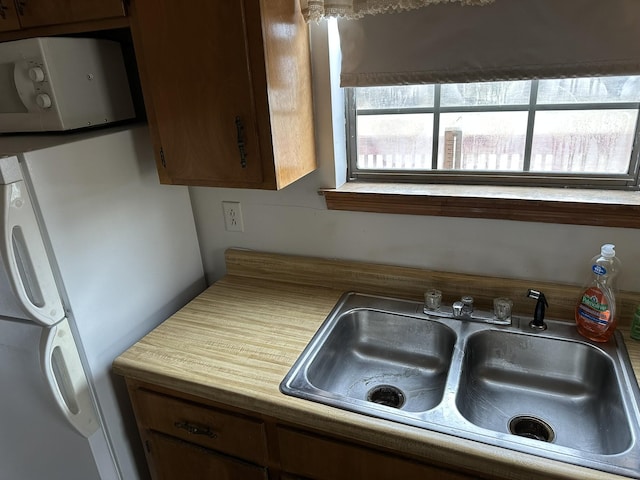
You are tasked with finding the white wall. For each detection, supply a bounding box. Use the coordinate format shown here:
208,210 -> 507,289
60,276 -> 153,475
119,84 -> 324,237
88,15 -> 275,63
188,21 -> 640,295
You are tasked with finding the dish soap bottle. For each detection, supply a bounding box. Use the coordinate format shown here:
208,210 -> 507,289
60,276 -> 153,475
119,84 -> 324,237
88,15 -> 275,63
575,244 -> 621,342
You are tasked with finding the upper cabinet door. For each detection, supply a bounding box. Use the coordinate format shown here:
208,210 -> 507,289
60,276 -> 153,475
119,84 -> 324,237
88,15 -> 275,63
0,0 -> 21,31
129,0 -> 317,189
130,0 -> 264,186
14,0 -> 125,28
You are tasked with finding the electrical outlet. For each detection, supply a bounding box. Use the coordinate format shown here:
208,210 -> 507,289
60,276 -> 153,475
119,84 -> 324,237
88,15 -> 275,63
222,201 -> 244,232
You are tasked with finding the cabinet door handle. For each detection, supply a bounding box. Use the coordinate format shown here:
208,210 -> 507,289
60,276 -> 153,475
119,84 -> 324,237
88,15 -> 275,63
15,0 -> 26,16
174,421 -> 217,439
235,116 -> 248,169
0,2 -> 7,20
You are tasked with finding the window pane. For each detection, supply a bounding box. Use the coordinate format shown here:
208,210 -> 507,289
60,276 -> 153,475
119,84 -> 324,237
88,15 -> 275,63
538,76 -> 640,104
437,112 -> 529,170
355,85 -> 435,110
357,114 -> 433,170
530,110 -> 637,174
348,77 -> 640,186
441,81 -> 531,107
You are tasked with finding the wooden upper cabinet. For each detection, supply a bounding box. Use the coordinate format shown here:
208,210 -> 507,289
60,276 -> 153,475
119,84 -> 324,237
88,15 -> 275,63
0,0 -> 21,32
129,0 -> 317,189
12,0 -> 125,29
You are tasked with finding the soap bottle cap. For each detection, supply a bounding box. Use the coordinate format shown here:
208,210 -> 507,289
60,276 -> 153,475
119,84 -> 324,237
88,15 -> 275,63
601,244 -> 615,258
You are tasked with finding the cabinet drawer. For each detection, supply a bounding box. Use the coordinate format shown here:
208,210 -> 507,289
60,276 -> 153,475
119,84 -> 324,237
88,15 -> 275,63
278,427 -> 475,480
134,389 -> 267,465
147,431 -> 268,480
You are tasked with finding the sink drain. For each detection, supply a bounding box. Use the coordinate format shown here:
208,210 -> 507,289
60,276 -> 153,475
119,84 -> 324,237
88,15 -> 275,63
366,385 -> 405,408
509,416 -> 555,443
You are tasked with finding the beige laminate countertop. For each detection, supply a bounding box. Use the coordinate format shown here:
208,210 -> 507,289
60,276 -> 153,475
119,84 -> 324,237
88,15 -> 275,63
113,250 -> 640,480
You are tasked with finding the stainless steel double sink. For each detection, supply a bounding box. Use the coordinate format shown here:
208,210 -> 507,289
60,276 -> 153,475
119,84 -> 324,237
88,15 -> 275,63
280,292 -> 640,478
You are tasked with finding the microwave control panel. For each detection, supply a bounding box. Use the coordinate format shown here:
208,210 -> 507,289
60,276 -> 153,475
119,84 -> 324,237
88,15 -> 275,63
0,36 -> 134,132
14,59 -> 54,112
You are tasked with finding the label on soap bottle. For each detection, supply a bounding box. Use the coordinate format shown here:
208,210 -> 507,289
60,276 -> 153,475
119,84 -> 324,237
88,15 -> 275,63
592,264 -> 607,276
576,287 -> 611,330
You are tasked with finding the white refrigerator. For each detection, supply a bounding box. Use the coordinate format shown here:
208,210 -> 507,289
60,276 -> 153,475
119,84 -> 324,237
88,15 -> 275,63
0,125 -> 206,480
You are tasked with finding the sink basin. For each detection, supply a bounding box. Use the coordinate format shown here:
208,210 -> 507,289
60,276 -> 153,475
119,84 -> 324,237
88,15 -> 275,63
306,309 -> 456,412
281,292 -> 640,478
456,330 -> 631,455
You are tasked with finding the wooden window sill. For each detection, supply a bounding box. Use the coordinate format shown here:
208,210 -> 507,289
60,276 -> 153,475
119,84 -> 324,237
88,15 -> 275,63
321,183 -> 640,228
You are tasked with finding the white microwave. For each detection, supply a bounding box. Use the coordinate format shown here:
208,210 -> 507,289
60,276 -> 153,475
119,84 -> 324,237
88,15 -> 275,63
0,37 -> 135,133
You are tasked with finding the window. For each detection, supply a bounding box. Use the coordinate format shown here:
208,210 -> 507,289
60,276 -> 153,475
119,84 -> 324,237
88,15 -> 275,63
321,5 -> 640,228
347,76 -> 640,189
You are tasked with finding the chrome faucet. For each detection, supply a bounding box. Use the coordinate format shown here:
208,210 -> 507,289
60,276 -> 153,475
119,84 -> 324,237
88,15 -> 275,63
424,292 -> 512,325
453,296 -> 474,318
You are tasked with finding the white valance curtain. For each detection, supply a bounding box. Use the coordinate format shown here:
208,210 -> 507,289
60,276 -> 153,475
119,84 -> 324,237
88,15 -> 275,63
300,0 -> 492,22
307,0 -> 640,87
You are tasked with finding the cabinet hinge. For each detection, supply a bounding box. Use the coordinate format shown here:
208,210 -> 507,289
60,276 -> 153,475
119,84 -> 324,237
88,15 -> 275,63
235,117 -> 248,169
160,147 -> 166,168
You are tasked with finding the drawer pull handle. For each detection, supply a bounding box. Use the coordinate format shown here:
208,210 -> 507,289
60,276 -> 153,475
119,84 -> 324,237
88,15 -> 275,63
174,421 -> 217,439
16,0 -> 26,16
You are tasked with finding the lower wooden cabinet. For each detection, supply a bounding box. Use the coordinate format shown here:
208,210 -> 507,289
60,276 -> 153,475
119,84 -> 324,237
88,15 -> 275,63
277,427 -> 474,480
133,387 -> 267,465
146,432 -> 268,480
125,380 -> 481,480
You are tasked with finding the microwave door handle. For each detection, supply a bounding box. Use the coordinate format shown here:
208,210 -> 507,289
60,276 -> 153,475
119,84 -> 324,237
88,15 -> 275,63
40,319 -> 100,438
0,179 -> 64,326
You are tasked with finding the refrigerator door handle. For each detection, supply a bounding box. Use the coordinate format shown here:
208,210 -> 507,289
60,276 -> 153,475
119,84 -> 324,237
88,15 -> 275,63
40,318 -> 100,438
0,178 -> 65,326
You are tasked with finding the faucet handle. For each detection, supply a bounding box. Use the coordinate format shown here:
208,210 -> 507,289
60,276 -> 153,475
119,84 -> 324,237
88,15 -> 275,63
493,297 -> 513,321
424,289 -> 442,311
